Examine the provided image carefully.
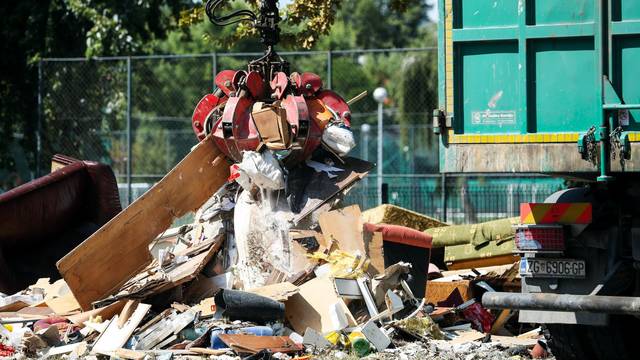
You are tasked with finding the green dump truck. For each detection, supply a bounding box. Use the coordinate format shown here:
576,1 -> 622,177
436,1 -> 640,359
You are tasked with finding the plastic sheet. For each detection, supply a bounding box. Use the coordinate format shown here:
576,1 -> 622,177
237,151 -> 286,191
321,125 -> 355,157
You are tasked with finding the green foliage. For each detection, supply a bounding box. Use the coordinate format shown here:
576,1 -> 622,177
339,0 -> 429,49
1,0 -> 438,185
65,0 -> 189,57
132,115 -> 176,177
0,0 -> 190,183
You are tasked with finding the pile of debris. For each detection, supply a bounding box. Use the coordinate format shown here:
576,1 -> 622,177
0,117 -> 550,359
0,175 -> 552,359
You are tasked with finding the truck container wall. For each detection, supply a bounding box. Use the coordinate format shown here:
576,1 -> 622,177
438,0 -> 640,175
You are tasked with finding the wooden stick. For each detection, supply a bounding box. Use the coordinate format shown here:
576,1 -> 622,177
347,91 -> 368,105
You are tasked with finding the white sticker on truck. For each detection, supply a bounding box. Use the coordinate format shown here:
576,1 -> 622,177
471,110 -> 516,125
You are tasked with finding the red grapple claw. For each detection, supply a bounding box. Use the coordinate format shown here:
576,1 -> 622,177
270,72 -> 289,100
215,70 -> 237,96
316,89 -> 351,127
192,93 -> 225,141
245,71 -> 265,99
300,72 -> 323,96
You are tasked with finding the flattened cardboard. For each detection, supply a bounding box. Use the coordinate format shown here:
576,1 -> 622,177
193,297 -> 216,318
319,205 -> 365,254
365,232 -> 385,275
45,292 -> 81,315
67,299 -> 127,326
0,300 -> 29,312
285,276 -> 357,334
58,135 -> 229,310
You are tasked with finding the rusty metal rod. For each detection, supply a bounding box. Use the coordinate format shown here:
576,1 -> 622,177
482,292 -> 640,315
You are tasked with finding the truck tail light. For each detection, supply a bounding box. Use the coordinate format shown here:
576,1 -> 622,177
515,225 -> 564,251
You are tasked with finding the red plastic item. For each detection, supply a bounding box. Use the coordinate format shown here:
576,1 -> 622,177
0,344 -> 15,357
462,302 -> 495,333
228,164 -> 241,182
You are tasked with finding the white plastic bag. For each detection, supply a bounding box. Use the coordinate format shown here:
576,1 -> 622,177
236,151 -> 285,191
322,125 -> 356,157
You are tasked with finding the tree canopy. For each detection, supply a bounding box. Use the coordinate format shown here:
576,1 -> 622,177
0,0 -> 437,190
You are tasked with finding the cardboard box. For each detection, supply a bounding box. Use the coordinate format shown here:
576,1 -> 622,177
425,280 -> 472,306
252,105 -> 291,150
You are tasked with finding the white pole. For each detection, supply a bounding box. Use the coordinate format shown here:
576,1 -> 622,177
377,102 -> 383,205
372,87 -> 387,206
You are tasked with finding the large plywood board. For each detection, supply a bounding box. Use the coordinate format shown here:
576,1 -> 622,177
57,136 -> 229,309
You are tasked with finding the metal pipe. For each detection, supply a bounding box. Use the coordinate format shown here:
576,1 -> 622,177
603,104 -> 640,110
482,292 -> 640,315
597,112 -> 613,182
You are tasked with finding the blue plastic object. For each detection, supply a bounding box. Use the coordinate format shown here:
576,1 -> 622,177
209,326 -> 274,349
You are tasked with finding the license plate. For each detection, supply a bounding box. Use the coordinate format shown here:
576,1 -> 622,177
520,258 -> 586,278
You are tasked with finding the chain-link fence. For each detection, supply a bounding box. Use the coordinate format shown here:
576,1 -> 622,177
37,48 -> 565,224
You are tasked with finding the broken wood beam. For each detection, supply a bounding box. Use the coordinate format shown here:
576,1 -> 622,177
57,135 -> 230,310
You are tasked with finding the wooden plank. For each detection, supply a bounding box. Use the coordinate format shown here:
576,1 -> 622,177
292,157 -> 373,224
446,254 -> 520,270
425,280 -> 471,306
490,309 -> 512,334
57,135 -> 230,310
490,335 -> 538,347
218,334 -> 303,354
92,303 -> 151,355
115,348 -> 146,360
189,347 -> 231,356
449,330 -> 485,344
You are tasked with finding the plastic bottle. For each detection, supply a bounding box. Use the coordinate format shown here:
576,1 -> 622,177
348,331 -> 372,357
